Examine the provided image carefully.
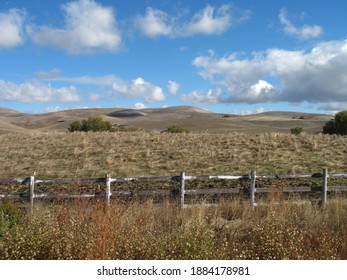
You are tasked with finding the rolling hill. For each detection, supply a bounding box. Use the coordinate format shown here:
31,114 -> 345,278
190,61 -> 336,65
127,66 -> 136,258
0,106 -> 333,134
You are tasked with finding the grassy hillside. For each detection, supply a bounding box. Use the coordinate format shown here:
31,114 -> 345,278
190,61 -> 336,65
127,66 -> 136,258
0,106 -> 332,134
0,131 -> 346,178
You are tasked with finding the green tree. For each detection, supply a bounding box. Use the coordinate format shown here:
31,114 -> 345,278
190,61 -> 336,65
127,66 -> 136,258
323,111 -> 347,135
290,127 -> 304,135
68,120 -> 82,132
68,116 -> 115,132
166,125 -> 190,133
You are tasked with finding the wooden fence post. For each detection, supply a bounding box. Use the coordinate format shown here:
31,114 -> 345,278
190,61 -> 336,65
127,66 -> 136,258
322,168 -> 328,208
105,174 -> 111,206
29,175 -> 35,213
180,172 -> 185,209
250,171 -> 256,209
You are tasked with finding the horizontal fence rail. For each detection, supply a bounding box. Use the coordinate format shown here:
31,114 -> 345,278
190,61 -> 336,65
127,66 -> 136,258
0,168 -> 347,211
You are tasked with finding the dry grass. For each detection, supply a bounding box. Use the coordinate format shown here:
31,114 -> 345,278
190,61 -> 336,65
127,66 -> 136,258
1,197 -> 346,260
0,131 -> 346,260
0,131 -> 346,178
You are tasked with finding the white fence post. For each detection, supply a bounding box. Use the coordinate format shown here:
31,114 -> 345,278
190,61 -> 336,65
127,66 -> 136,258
250,171 -> 256,209
180,172 -> 185,209
105,174 -> 111,206
29,175 -> 35,213
322,168 -> 328,208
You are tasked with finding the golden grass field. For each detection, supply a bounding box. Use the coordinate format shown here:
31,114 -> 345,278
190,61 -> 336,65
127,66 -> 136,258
0,107 -> 347,260
0,130 -> 346,178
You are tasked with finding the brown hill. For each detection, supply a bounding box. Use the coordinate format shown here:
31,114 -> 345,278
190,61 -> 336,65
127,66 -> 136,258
0,106 -> 332,134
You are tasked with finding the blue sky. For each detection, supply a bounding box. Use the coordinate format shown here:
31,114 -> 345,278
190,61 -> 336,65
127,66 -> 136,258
0,0 -> 347,114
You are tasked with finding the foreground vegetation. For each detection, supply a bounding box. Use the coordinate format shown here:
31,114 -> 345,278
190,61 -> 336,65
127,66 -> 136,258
1,197 -> 346,260
0,131 -> 346,178
0,131 -> 346,260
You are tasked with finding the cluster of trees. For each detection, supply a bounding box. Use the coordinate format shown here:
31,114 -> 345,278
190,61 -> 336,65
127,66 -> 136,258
323,111 -> 347,135
68,116 -> 115,132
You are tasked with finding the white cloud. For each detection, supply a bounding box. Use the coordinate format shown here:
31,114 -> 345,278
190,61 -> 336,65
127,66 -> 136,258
112,77 -> 166,103
279,8 -> 323,40
135,4 -> 232,38
40,73 -> 167,103
28,0 -> 121,54
133,103 -> 147,109
182,4 -> 231,36
167,80 -> 180,95
192,39 -> 347,105
233,107 -> 266,115
43,105 -> 91,113
134,7 -> 172,38
0,9 -> 26,49
36,68 -> 62,79
182,88 -> 223,104
0,80 -> 81,103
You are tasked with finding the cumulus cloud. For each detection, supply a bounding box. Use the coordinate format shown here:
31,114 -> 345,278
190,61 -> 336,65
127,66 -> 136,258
182,4 -> 231,36
134,7 -> 172,38
112,77 -> 166,103
40,73 -> 167,103
192,39 -> 347,105
167,80 -> 180,95
279,8 -> 323,40
0,9 -> 26,49
135,4 -> 232,38
28,0 -> 121,54
182,88 -> 223,104
0,80 -> 81,103
133,103 -> 147,109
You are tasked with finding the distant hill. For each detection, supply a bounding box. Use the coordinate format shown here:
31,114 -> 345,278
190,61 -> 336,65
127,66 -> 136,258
0,106 -> 333,134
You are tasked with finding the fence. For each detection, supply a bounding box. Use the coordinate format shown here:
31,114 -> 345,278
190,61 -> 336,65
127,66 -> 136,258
0,168 -> 347,211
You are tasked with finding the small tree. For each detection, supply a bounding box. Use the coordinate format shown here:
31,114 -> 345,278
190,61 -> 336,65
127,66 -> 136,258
68,120 -> 82,132
290,127 -> 304,135
68,116 -> 115,132
323,111 -> 347,135
166,125 -> 190,133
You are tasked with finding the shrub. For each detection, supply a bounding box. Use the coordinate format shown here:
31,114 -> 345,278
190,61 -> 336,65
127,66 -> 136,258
166,125 -> 190,133
290,127 -> 304,135
67,120 -> 82,132
323,111 -> 347,135
0,200 -> 23,238
68,116 -> 115,132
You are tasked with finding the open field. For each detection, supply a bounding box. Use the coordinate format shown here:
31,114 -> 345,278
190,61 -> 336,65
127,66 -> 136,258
0,106 -> 333,134
0,130 -> 346,179
0,120 -> 346,260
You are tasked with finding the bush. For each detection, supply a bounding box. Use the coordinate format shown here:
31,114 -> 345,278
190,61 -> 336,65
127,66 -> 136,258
290,127 -> 304,135
323,111 -> 347,135
166,125 -> 190,133
0,200 -> 23,238
68,116 -> 115,132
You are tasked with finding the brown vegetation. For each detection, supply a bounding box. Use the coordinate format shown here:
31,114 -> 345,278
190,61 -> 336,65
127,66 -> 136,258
0,131 -> 345,178
0,125 -> 346,260
1,198 -> 346,260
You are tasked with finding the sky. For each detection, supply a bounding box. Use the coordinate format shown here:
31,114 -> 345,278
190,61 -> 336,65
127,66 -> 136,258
0,0 -> 347,115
